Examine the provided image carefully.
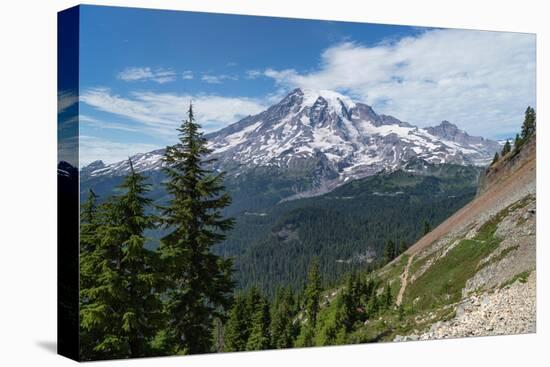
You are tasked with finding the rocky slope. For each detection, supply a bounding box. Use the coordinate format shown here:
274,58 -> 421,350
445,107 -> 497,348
390,134 -> 536,341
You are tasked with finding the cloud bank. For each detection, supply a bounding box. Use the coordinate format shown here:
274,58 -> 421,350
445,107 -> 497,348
117,67 -> 178,84
80,88 -> 268,137
263,29 -> 535,137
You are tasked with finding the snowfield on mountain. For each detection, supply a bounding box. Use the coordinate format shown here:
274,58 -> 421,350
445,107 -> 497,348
82,88 -> 500,198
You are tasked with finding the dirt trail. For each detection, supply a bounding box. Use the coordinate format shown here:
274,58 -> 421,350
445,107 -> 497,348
404,151 -> 535,257
396,254 -> 415,306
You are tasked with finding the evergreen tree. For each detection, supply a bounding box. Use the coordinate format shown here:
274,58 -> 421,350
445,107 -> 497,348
224,294 -> 249,352
423,220 -> 431,235
383,239 -> 396,263
270,288 -> 297,349
501,140 -> 511,156
79,190 -> 103,360
382,284 -> 393,309
491,152 -> 499,165
521,106 -> 536,140
399,240 -> 407,255
159,104 -> 235,354
80,189 -> 99,253
116,160 -> 162,357
514,133 -> 522,151
304,258 -> 322,327
341,273 -> 361,332
80,160 -> 160,359
366,291 -> 379,317
246,297 -> 271,350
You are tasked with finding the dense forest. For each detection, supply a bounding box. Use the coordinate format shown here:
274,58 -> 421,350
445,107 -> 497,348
224,164 -> 480,294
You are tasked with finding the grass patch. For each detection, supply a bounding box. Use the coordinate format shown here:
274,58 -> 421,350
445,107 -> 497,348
409,251 -> 437,279
379,255 -> 410,281
500,271 -> 531,289
401,201 -> 519,310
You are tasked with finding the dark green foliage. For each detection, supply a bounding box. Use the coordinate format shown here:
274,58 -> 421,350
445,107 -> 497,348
246,296 -> 272,350
515,106 -> 536,151
79,161 -> 160,360
224,287 -> 273,352
230,166 -> 480,294
270,288 -> 299,348
399,240 -> 407,255
383,240 -> 396,263
304,259 -> 322,327
501,140 -> 511,156
340,273 -> 365,332
514,133 -> 522,151
423,220 -> 431,235
158,104 -> 235,355
224,293 -> 249,352
521,106 -> 536,140
491,152 -> 499,165
382,284 -> 393,309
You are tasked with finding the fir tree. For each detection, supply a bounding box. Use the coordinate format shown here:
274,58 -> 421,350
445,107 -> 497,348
383,239 -> 396,263
116,160 -> 161,357
304,258 -> 322,327
270,288 -> 297,349
382,284 -> 393,309
423,220 -> 431,235
341,273 -> 361,332
80,189 -> 99,252
366,291 -> 379,317
501,140 -> 511,156
80,160 -> 159,359
491,152 -> 499,165
521,106 -> 536,140
399,240 -> 407,255
224,293 -> 249,352
159,104 -> 235,354
514,133 -> 522,151
79,189 -> 103,360
246,297 -> 271,351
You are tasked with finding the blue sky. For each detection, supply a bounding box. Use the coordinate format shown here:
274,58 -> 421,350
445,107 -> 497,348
73,5 -> 536,165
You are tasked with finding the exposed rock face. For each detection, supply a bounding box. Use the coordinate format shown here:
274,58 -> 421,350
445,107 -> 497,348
81,88 -> 501,198
394,134 -> 536,342
396,272 -> 535,341
206,88 -> 500,187
478,133 -> 536,195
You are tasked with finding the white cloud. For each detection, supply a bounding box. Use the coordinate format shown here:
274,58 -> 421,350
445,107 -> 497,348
201,74 -> 238,84
263,29 -> 535,137
182,70 -> 194,80
80,88 -> 268,137
79,114 -> 140,133
246,70 -> 262,79
117,67 -> 177,84
79,135 -> 159,166
58,89 -> 78,114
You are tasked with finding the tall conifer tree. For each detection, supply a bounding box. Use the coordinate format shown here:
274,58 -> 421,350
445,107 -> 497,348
246,296 -> 271,350
304,258 -> 322,327
116,160 -> 161,357
80,160 -> 159,359
159,104 -> 235,354
270,287 -> 297,349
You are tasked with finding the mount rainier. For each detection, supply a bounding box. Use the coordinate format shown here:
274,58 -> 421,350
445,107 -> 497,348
82,88 -> 500,198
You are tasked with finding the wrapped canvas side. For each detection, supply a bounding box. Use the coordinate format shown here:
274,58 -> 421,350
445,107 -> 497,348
57,5 -> 80,361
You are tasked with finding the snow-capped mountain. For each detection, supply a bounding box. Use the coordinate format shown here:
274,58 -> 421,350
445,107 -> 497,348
82,88 -> 500,196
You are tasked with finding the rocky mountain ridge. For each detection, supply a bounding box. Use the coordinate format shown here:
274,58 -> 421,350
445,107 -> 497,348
82,88 -> 501,199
